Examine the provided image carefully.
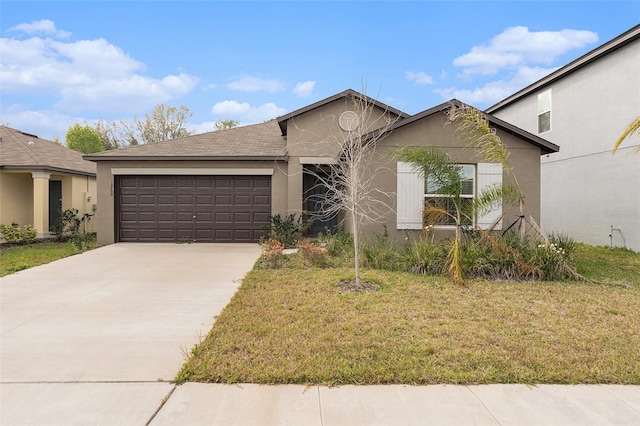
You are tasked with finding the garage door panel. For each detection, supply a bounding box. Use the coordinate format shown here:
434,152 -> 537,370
117,175 -> 270,243
254,212 -> 270,223
215,212 -> 232,222
234,212 -> 251,223
254,195 -> 270,205
234,195 -> 251,205
215,195 -> 232,205
214,229 -> 232,241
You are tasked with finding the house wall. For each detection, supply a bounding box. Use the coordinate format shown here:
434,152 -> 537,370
94,160 -> 288,246
58,174 -> 98,233
0,171 -> 33,227
0,171 -> 97,237
491,40 -> 640,251
283,96 -> 401,224
358,111 -> 543,242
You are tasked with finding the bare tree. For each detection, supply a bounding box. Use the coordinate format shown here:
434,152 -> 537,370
134,104 -> 192,144
298,90 -> 401,285
214,119 -> 240,131
91,104 -> 193,148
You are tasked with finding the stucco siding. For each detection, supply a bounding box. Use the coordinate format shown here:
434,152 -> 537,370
0,172 -> 33,227
492,39 -> 640,251
358,112 -> 543,242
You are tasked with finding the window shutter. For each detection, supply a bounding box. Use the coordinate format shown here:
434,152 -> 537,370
396,162 -> 424,230
477,163 -> 503,230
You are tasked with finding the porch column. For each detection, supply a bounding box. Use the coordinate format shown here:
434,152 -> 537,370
32,172 -> 51,238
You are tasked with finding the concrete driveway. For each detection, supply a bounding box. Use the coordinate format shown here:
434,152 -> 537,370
0,243 -> 261,425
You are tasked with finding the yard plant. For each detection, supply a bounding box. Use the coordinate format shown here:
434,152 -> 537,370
178,239 -> 640,385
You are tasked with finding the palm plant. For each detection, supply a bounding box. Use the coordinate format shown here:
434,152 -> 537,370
396,146 -> 518,284
613,116 -> 640,154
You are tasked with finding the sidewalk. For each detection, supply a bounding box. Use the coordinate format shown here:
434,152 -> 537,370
149,383 -> 640,425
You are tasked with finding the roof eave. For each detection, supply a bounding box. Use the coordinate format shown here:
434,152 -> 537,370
83,155 -> 289,162
0,165 -> 96,177
487,24 -> 640,113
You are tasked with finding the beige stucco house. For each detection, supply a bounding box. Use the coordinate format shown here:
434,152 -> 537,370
0,126 -> 97,238
85,90 -> 557,246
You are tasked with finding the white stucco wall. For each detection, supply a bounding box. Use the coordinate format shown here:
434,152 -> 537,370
492,39 -> 640,251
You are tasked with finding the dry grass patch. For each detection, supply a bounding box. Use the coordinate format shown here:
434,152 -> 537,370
177,267 -> 640,385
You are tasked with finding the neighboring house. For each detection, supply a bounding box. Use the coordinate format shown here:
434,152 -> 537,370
487,24 -> 640,252
85,90 -> 557,246
0,126 -> 97,238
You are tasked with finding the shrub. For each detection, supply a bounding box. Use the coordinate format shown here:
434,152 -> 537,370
51,209 -> 92,242
400,237 -> 448,275
297,240 -> 328,268
362,228 -> 402,271
549,232 -> 578,257
22,224 -> 38,243
259,238 -> 285,269
318,229 -> 353,259
0,223 -> 38,244
265,214 -> 311,248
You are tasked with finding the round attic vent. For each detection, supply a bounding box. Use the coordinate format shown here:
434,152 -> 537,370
339,111 -> 359,131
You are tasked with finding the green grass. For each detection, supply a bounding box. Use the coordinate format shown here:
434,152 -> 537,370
573,244 -> 640,285
0,237 -> 96,277
177,245 -> 640,385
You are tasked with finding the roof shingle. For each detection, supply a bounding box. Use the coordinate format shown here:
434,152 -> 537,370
84,121 -> 287,161
0,126 -> 96,175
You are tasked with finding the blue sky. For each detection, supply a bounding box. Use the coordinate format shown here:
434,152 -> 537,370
1,1 -> 639,141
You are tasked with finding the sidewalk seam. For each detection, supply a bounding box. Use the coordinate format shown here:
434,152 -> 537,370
317,386 -> 324,426
146,383 -> 177,426
466,385 -> 502,425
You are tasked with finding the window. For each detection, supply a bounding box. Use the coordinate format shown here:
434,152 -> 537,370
537,89 -> 551,133
425,165 -> 475,226
396,162 -> 503,231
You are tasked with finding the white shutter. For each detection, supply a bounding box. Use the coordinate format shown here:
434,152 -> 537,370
396,162 -> 424,230
477,163 -> 503,230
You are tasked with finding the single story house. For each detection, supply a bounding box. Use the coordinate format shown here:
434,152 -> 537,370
85,90 -> 558,246
0,125 -> 98,238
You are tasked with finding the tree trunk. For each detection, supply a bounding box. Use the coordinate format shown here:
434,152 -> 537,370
352,207 -> 360,286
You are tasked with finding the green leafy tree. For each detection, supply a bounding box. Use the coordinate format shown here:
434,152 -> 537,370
65,124 -> 104,154
214,119 -> 240,131
613,117 -> 640,155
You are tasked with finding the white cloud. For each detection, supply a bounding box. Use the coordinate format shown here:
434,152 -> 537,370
8,19 -> 71,39
211,100 -> 251,116
227,76 -> 283,93
211,100 -> 286,124
405,71 -> 434,85
0,23 -> 199,113
0,105 -> 88,141
202,83 -> 217,92
453,26 -> 598,76
293,80 -> 316,97
436,66 -> 558,106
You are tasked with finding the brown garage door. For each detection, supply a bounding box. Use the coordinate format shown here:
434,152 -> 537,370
116,175 -> 270,242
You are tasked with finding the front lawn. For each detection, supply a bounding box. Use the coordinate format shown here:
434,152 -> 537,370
177,245 -> 640,385
0,237 -> 96,277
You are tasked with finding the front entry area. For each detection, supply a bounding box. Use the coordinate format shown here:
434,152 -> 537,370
116,175 -> 271,242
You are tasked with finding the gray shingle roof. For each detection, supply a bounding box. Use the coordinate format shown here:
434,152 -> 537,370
0,126 -> 96,176
84,121 -> 287,161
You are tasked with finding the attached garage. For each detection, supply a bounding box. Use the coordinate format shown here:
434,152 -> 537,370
116,175 -> 271,243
